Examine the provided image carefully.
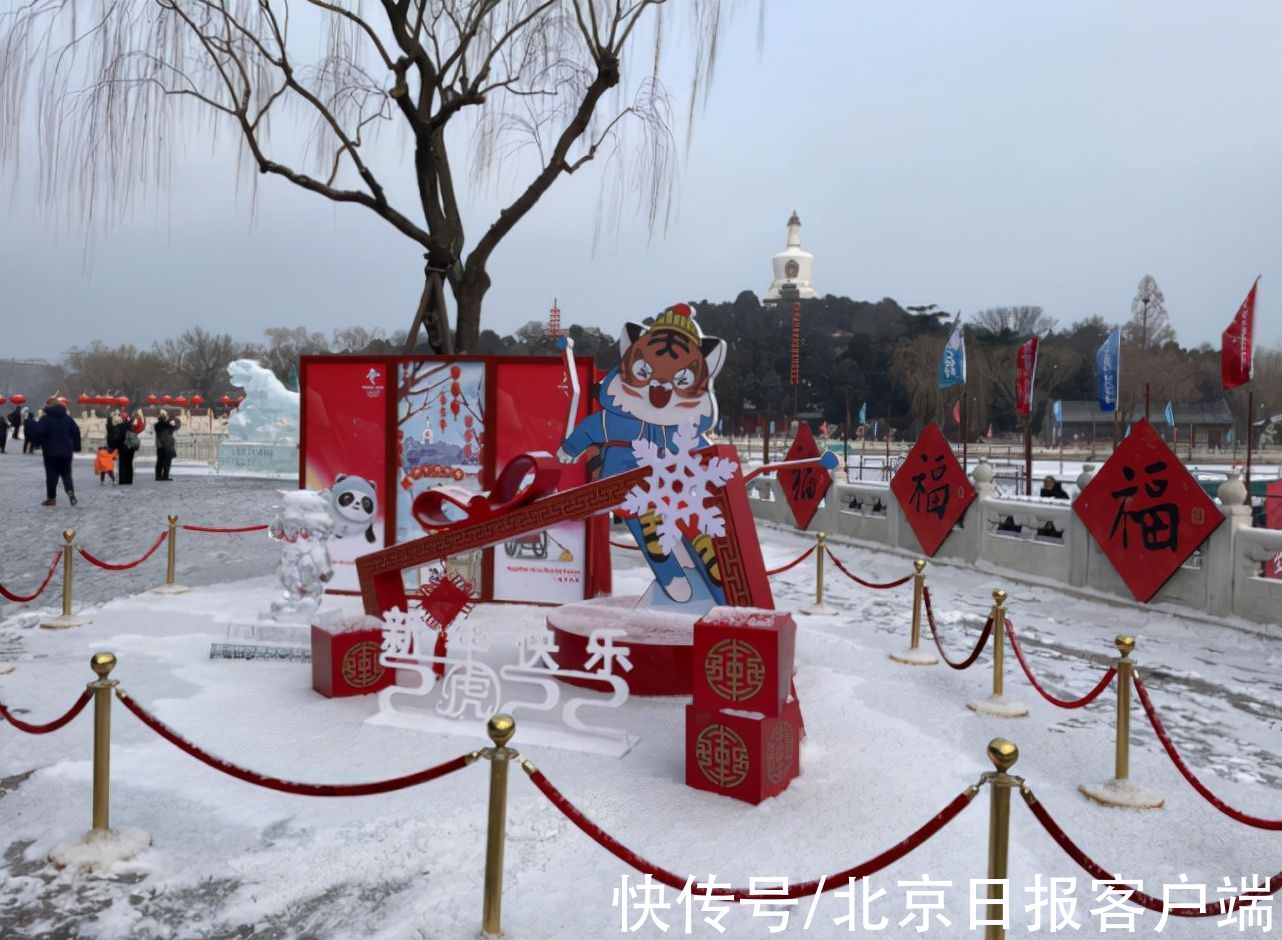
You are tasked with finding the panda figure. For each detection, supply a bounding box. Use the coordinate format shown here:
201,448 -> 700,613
324,474 -> 378,543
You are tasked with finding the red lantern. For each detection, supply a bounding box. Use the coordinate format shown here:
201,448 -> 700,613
161,394 -> 173,404
220,394 -> 231,407
11,394 -> 25,406
439,419 -> 447,431
77,394 -> 90,405
117,396 -> 130,407
464,415 -> 473,428
57,396 -> 68,405
450,365 -> 461,380
464,429 -> 474,442
175,395 -> 188,407
0,396 -> 6,406
191,395 -> 203,407
147,394 -> 158,405
450,382 -> 461,398
438,392 -> 446,404
450,400 -> 460,417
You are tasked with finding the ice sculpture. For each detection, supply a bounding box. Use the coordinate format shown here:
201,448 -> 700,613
218,359 -> 301,475
264,489 -> 334,621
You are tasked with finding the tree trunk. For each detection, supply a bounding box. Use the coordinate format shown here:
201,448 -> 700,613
453,265 -> 491,353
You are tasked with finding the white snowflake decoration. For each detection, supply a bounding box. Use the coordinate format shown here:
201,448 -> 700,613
620,420 -> 738,552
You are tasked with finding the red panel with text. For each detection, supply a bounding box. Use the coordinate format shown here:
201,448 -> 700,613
889,421 -> 976,556
1074,420 -> 1223,602
778,423 -> 832,530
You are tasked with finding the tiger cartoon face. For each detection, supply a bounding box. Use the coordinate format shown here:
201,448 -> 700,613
607,303 -> 726,427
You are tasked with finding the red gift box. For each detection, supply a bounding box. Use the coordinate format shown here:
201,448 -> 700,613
311,616 -> 394,698
692,606 -> 796,717
684,699 -> 802,804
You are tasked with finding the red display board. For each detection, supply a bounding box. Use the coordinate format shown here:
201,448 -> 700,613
300,354 -> 603,604
778,423 -> 832,530
890,421 -> 976,556
1074,420 -> 1224,602
1266,480 -> 1282,530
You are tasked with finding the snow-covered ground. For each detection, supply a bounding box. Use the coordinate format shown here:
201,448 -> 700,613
2,469 -> 1281,937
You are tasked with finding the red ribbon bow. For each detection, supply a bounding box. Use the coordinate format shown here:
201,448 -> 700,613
411,452 -> 561,531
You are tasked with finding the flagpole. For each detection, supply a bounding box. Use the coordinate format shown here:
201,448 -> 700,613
1246,389 -> 1254,496
961,387 -> 968,474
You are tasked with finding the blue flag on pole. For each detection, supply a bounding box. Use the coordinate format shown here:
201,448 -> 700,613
1164,401 -> 1175,428
1226,426 -> 1235,445
1052,400 -> 1063,444
1096,328 -> 1120,413
938,314 -> 966,388
858,401 -> 867,424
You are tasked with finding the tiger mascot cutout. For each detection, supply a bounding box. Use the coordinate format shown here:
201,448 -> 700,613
557,303 -> 727,608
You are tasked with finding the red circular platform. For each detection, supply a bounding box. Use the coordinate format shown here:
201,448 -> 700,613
548,596 -> 698,697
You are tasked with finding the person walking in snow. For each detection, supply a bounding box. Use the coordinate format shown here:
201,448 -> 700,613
32,398 -> 81,506
22,409 -> 39,454
154,409 -> 180,481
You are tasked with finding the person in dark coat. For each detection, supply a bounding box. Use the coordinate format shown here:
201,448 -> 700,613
0,414 -> 6,453
154,409 -> 181,481
22,410 -> 39,454
1039,475 -> 1070,500
33,399 -> 82,505
7,406 -> 21,442
107,407 -> 145,485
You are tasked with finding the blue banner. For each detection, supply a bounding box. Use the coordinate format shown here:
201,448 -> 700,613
1096,327 -> 1120,413
1227,426 -> 1235,445
938,314 -> 966,388
858,401 -> 867,425
1164,401 -> 1175,428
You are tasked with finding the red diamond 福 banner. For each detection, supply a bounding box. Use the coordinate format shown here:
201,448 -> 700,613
890,421 -> 976,556
778,423 -> 832,530
1074,419 -> 1223,602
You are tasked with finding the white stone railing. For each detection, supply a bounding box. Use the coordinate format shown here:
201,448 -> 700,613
748,459 -> 1280,631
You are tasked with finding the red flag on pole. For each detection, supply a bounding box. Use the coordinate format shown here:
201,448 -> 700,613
1222,277 -> 1259,390
1016,335 -> 1039,415
951,399 -> 961,424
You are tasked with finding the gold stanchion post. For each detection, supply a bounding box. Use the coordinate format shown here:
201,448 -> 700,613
983,738 -> 1019,940
89,652 -> 118,831
482,714 -> 517,937
967,589 -> 1027,717
800,532 -> 837,615
40,529 -> 88,629
891,559 -> 937,665
1078,636 -> 1164,808
151,514 -> 189,594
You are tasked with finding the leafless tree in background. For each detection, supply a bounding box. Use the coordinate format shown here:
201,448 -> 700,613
0,1 -> 742,352
153,326 -> 240,393
972,306 -> 1057,337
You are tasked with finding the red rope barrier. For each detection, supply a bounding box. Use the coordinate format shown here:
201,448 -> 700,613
824,549 -> 913,589
1023,790 -> 1282,916
0,551 -> 62,603
180,523 -> 269,534
117,690 -> 476,795
0,689 -> 93,735
78,531 -> 168,571
609,539 -> 641,551
1133,674 -> 1282,830
765,545 -> 815,577
1005,619 -> 1116,709
526,765 -> 976,899
922,587 -> 992,670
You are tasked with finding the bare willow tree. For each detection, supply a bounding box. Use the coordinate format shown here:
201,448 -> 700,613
0,0 -> 739,351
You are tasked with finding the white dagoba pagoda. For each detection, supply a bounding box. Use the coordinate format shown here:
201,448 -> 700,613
763,211 -> 819,302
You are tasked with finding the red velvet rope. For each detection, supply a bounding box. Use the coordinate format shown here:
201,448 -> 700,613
1133,674 -> 1282,830
117,691 -> 475,795
1005,619 -> 1116,709
0,689 -> 93,734
824,549 -> 913,589
1023,791 -> 1282,916
766,545 -> 816,576
526,766 -> 976,900
0,551 -> 62,603
608,539 -> 641,551
922,587 -> 992,670
78,531 -> 168,571
180,523 -> 269,533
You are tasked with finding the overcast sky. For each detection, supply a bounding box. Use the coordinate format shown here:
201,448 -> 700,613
2,0 -> 1280,361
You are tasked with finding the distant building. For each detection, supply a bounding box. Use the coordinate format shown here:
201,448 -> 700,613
763,211 -> 819,303
1048,399 -> 1235,449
